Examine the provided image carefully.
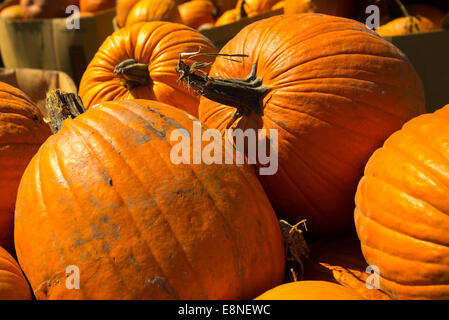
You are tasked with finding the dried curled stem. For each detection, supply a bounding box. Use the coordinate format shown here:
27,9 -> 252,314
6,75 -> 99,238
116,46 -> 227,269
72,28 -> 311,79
44,90 -> 86,134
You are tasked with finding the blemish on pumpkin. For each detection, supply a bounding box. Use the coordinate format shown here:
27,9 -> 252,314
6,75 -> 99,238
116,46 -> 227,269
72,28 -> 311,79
107,177 -> 113,186
145,276 -> 179,299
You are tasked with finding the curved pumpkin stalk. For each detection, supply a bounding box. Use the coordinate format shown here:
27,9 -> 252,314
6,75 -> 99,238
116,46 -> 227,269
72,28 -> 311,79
45,90 -> 86,134
393,0 -> 419,33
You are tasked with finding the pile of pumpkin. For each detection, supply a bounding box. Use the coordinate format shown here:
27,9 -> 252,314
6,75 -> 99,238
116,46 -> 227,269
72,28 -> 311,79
1,1 -> 449,300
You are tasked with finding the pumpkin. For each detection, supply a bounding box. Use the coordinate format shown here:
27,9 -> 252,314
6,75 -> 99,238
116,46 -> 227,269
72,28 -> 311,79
116,0 -> 140,27
271,0 -> 284,11
210,0 -> 238,15
78,21 -> 217,117
124,0 -> 183,27
303,237 -> 391,300
79,0 -> 115,13
355,104 -> 449,300
178,14 -> 425,237
255,280 -> 364,300
0,246 -> 33,299
14,94 -> 285,299
0,4 -> 23,19
376,4 -> 444,37
0,81 -> 51,253
20,0 -> 78,19
0,0 -> 20,13
178,0 -> 217,30
238,0 -> 279,17
284,0 -> 356,18
215,8 -> 238,26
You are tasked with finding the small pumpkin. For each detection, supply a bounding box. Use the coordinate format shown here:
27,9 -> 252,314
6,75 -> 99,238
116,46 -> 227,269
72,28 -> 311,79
355,104 -> 449,300
78,21 -> 217,117
215,8 -> 238,26
79,0 -> 115,13
0,4 -> 23,19
271,0 -> 283,11
237,0 -> 279,17
255,280 -> 364,300
210,0 -> 238,16
0,246 -> 33,299
20,0 -> 78,19
124,0 -> 183,27
15,94 -> 285,299
178,0 -> 217,30
178,14 -> 425,237
0,81 -> 51,253
284,0 -> 356,18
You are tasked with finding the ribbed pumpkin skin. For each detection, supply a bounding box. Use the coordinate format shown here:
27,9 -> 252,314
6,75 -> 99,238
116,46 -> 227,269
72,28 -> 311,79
78,22 -> 217,117
179,0 -> 216,30
116,0 -> 140,27
198,14 -> 425,236
284,0 -> 356,18
255,281 -> 364,300
14,99 -> 285,300
0,82 -> 51,253
125,0 -> 183,27
0,246 -> 32,299
79,0 -> 115,13
355,104 -> 449,300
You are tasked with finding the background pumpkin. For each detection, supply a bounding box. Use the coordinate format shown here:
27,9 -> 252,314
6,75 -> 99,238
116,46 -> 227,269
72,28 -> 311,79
124,0 -> 183,27
0,81 -> 51,253
238,0 -> 279,17
15,97 -> 285,300
78,21 -> 217,117
79,0 -> 115,13
215,7 -> 238,26
255,280 -> 364,300
20,0 -> 78,19
0,3 -> 23,19
0,246 -> 33,299
210,0 -> 238,16
355,104 -> 449,300
191,14 -> 425,237
178,0 -> 217,30
116,0 -> 140,27
284,0 -> 357,18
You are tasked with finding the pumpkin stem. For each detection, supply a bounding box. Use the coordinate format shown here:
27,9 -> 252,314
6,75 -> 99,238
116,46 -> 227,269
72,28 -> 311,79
279,219 -> 310,282
237,0 -> 248,20
113,59 -> 151,91
393,0 -> 418,33
176,55 -> 270,119
45,89 -> 86,134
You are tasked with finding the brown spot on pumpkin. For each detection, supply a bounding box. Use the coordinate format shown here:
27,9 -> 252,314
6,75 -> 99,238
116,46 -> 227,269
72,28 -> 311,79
107,177 -> 113,186
145,276 -> 179,299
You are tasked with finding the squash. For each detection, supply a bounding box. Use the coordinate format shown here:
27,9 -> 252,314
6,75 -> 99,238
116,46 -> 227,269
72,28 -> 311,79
255,280 -> 364,300
177,14 -> 425,236
303,237 -> 391,300
178,0 -> 216,30
78,21 -> 217,117
284,0 -> 356,18
355,104 -> 449,300
116,0 -> 140,27
0,246 -> 33,299
20,0 -> 78,19
0,4 -> 23,19
14,93 -> 285,299
215,8 -> 238,26
79,0 -> 115,13
0,81 -> 51,253
271,0 -> 284,11
237,0 -> 279,17
210,0 -> 238,16
124,0 -> 183,27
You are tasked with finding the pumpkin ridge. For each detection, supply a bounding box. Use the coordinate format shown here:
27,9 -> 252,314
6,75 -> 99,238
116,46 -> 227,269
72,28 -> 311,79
64,117 -> 185,298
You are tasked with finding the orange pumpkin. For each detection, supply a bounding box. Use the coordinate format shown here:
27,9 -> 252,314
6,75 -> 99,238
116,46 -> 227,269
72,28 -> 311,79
210,0 -> 238,15
14,97 -> 285,299
271,0 -> 284,11
79,0 -> 115,13
180,14 -> 425,236
238,0 -> 279,17
0,246 -> 33,299
284,0 -> 356,18
78,21 -> 217,117
116,0 -> 140,27
0,81 -> 51,253
178,0 -> 217,30
255,280 -> 364,300
215,8 -> 238,26
0,4 -> 23,19
355,104 -> 449,300
303,237 -> 391,300
124,0 -> 183,27
20,0 -> 78,19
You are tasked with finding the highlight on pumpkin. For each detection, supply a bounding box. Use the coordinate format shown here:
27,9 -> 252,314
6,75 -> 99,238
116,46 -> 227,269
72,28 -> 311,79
1,0 -> 449,303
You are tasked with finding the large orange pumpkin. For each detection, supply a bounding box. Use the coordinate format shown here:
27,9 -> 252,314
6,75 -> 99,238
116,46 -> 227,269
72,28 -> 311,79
178,0 -> 216,30
0,246 -> 33,299
180,14 -> 425,236
355,104 -> 449,300
284,0 -> 356,18
79,0 -> 115,13
14,97 -> 285,300
78,21 -> 217,117
0,81 -> 51,253
255,280 -> 364,300
20,0 -> 78,19
124,0 -> 183,27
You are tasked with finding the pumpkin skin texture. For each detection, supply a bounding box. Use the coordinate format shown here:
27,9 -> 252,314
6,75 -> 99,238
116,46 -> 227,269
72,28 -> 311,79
79,0 -> 115,13
284,0 -> 356,18
197,14 -> 425,237
0,81 -> 51,253
355,104 -> 449,300
303,237 -> 391,300
14,99 -> 285,300
125,0 -> 183,27
255,280 -> 364,300
116,0 -> 140,27
20,0 -> 78,19
0,246 -> 33,299
179,0 -> 216,30
78,21 -> 217,118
